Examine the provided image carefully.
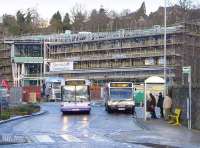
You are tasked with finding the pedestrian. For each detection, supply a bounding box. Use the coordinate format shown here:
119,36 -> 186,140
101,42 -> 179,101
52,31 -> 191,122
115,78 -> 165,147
163,94 -> 172,121
146,98 -> 151,117
157,92 -> 164,118
42,83 -> 46,97
148,93 -> 157,119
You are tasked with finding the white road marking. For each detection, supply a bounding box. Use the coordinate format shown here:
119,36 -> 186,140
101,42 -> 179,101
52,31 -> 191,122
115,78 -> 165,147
61,134 -> 82,142
35,135 -> 55,143
90,134 -> 108,142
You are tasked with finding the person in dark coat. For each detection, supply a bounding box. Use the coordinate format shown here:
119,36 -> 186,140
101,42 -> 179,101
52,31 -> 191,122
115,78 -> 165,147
149,93 -> 157,119
157,92 -> 164,118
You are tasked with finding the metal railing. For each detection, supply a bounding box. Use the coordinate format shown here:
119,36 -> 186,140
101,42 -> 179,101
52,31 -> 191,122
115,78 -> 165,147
5,25 -> 184,44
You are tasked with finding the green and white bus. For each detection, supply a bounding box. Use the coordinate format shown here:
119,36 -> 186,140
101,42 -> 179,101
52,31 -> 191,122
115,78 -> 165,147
104,82 -> 135,113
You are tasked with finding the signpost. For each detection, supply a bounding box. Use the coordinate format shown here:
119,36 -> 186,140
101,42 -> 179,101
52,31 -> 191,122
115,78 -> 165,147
182,66 -> 191,74
182,66 -> 192,129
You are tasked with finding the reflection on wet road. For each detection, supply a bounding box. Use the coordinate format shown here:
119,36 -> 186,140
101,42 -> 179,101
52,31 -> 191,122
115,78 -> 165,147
0,102 -> 172,148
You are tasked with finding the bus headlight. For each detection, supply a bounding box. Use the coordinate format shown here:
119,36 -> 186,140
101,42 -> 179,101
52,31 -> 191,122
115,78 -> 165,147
126,101 -> 135,106
107,101 -> 113,106
61,102 -> 64,107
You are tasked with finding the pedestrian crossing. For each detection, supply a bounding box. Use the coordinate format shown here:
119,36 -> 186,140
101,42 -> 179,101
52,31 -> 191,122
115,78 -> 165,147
35,135 -> 55,143
32,133 -> 109,143
61,134 -> 83,142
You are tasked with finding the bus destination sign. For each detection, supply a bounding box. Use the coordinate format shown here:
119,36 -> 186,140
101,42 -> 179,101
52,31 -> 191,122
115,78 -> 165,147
66,80 -> 85,86
110,83 -> 132,87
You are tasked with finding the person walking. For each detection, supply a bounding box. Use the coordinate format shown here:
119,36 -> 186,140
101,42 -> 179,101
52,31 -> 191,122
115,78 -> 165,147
157,92 -> 164,118
149,93 -> 157,119
163,95 -> 172,121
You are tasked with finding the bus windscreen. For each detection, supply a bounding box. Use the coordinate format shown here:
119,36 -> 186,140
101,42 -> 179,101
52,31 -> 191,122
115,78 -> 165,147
62,86 -> 76,101
110,88 -> 132,100
52,82 -> 61,89
75,86 -> 89,102
62,86 -> 89,102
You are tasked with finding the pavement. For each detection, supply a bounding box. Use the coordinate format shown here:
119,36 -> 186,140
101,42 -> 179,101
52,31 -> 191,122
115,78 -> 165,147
135,118 -> 200,147
105,117 -> 200,148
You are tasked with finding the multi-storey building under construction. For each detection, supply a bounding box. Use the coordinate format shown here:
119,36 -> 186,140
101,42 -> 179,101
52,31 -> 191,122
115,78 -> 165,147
1,21 -> 200,86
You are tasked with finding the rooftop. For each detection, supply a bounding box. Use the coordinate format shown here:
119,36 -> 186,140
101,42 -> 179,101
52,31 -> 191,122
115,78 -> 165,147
5,25 -> 184,44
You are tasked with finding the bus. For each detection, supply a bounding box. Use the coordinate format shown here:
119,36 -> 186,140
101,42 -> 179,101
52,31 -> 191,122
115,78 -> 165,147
61,79 -> 91,114
104,82 -> 135,113
44,77 -> 65,102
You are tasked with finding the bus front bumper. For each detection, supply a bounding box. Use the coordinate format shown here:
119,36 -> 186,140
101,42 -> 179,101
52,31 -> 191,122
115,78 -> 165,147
109,105 -> 134,111
61,107 -> 91,112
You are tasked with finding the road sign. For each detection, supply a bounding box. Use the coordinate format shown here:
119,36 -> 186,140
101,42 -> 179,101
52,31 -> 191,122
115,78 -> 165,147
182,66 -> 191,74
182,66 -> 192,129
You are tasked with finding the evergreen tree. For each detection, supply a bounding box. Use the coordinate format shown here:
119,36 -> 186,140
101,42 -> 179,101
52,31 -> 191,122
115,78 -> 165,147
63,13 -> 71,31
16,11 -> 26,34
50,11 -> 63,33
25,11 -> 33,33
97,6 -> 110,32
3,14 -> 19,35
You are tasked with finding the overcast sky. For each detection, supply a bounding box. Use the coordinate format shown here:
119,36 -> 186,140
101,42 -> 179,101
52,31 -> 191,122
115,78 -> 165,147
0,0 -> 199,20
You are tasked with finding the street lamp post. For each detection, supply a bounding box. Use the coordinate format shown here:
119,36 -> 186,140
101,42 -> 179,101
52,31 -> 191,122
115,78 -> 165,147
164,0 -> 167,98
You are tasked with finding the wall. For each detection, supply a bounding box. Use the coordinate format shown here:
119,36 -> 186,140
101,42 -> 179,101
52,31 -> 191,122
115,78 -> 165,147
90,85 -> 102,100
170,85 -> 200,130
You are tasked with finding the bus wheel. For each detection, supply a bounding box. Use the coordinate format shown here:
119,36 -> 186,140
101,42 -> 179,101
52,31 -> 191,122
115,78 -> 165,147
107,106 -> 112,113
105,105 -> 108,111
129,107 -> 135,114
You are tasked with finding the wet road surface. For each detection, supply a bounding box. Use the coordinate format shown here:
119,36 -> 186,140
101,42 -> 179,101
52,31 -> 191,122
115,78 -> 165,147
0,102 -> 149,148
0,102 -> 199,148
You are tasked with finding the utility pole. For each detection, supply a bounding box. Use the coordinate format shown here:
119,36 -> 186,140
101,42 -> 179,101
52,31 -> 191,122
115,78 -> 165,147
164,0 -> 167,98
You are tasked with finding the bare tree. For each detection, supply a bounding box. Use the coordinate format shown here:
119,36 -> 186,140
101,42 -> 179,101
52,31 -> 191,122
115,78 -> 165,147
71,4 -> 87,32
120,9 -> 131,17
178,0 -> 192,10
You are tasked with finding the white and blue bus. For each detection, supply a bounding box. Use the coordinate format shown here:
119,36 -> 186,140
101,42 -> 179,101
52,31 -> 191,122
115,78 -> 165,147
44,77 -> 65,102
104,82 -> 135,113
61,79 -> 91,114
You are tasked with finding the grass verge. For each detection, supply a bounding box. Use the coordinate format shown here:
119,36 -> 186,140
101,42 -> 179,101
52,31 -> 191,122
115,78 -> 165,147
0,103 -> 40,120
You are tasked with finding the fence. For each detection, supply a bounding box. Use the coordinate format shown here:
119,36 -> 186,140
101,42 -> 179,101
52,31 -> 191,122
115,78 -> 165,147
170,85 -> 200,130
23,86 -> 42,102
9,87 -> 23,105
90,85 -> 102,100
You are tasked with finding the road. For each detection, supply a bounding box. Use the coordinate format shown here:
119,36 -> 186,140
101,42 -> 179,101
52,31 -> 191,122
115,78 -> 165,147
0,102 -> 189,148
0,103 -> 195,148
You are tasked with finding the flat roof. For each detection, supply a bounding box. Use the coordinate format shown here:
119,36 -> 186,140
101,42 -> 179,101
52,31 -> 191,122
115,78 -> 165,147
4,25 -> 184,44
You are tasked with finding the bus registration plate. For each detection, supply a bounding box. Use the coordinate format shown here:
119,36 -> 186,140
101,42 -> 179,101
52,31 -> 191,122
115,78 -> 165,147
118,108 -> 125,111
72,108 -> 80,111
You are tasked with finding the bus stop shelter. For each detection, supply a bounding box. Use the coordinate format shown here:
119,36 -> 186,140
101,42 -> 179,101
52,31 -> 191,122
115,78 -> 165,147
144,76 -> 165,120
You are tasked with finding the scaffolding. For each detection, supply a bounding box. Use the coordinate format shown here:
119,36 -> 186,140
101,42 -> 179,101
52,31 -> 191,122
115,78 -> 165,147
6,25 -> 183,43
0,42 -> 12,82
41,25 -> 185,84
2,22 -> 200,86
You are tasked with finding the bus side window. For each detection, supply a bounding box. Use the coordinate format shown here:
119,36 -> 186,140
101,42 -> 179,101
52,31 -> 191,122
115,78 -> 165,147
88,86 -> 91,101
61,86 -> 63,101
